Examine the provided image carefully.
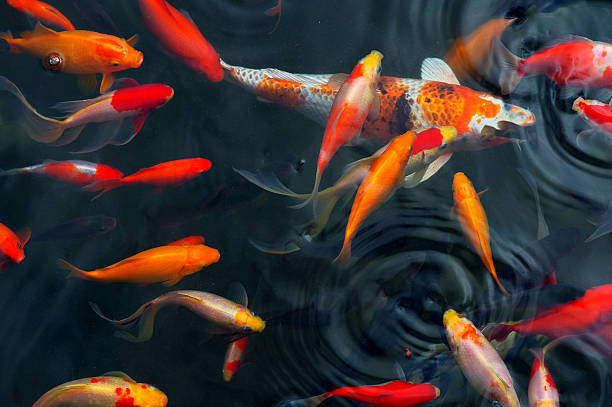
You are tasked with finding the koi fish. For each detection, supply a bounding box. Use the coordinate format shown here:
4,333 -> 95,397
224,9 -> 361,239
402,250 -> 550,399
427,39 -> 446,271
453,172 -> 509,296
495,35 -> 612,95
0,160 -> 123,187
443,309 -> 520,407
0,76 -> 173,151
220,56 -> 535,146
295,50 -> 383,214
264,0 -> 282,33
58,235 -> 219,286
138,0 -> 223,82
7,0 -> 75,31
485,283 -> 612,342
286,381 -> 439,407
31,215 -> 116,241
445,18 -> 516,81
0,23 -> 142,92
87,158 -> 212,199
222,282 -> 252,381
529,341 -> 560,407
32,372 -> 168,407
0,222 -> 30,269
572,96 -> 612,143
90,289 -> 265,342
335,129 -> 419,263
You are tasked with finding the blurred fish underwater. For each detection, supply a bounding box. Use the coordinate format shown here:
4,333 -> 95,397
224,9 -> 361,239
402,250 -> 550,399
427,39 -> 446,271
1,0 -> 612,406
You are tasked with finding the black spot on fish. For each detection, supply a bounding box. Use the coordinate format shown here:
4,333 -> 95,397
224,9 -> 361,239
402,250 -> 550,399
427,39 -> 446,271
394,93 -> 415,134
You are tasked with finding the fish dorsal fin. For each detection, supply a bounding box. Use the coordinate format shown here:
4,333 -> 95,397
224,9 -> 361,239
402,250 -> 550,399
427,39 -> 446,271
477,188 -> 488,197
126,34 -> 139,47
227,282 -> 248,306
179,8 -> 196,25
259,68 -> 331,87
22,22 -> 57,38
541,35 -> 593,50
421,58 -> 460,85
103,371 -> 136,382
50,94 -> 109,115
167,236 -> 205,246
327,73 -> 349,90
34,383 -> 87,406
16,227 -> 31,246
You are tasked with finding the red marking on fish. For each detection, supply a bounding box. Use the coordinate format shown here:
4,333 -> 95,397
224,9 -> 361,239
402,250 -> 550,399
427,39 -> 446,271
110,84 -> 174,113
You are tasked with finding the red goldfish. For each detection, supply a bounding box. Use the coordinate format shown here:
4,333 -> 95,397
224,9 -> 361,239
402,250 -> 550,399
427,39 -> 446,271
0,76 -> 173,151
58,235 -> 219,286
495,36 -> 612,94
572,96 -> 612,141
445,18 -> 515,81
529,341 -> 560,407
223,336 -> 249,381
7,0 -> 75,31
335,129 -> 417,263
444,309 -> 520,407
32,372 -> 167,407
0,23 -> 142,92
453,172 -> 509,296
288,381 -> 439,407
138,0 -> 223,82
486,284 -> 612,342
0,160 -> 122,187
87,158 -> 212,199
295,50 -> 383,214
0,222 -> 30,269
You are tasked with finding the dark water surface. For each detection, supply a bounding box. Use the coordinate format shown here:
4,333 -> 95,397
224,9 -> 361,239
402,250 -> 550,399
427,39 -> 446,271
1,0 -> 612,406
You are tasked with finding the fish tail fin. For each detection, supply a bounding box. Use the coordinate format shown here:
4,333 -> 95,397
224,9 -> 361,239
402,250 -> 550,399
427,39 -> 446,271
89,300 -> 160,343
0,32 -> 19,53
57,259 -> 92,280
290,168 -> 322,215
493,37 -> 523,95
333,239 -> 352,265
0,167 -> 27,177
493,273 -> 510,296
531,336 -> 568,363
85,179 -> 123,200
482,323 -> 515,342
233,167 -> 307,199
0,76 -> 64,142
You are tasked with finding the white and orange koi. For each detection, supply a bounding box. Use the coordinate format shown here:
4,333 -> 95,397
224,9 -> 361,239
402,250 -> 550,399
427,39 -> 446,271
295,50 -> 383,213
444,309 -> 520,407
528,341 -> 560,407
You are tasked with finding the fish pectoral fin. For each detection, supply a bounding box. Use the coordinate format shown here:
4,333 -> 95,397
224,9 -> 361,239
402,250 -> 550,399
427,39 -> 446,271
477,188 -> 489,197
326,73 -> 349,90
102,371 -> 136,382
126,34 -> 140,47
16,227 -> 31,246
367,94 -> 381,120
402,167 -> 428,189
100,73 -> 115,93
163,276 -> 183,287
256,96 -> 273,104
421,57 -> 460,85
178,8 -> 196,24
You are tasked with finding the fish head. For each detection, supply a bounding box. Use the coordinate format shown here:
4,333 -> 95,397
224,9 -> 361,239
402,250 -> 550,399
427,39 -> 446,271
186,245 -> 220,271
466,93 -> 535,134
95,37 -> 143,72
131,84 -> 175,111
572,96 -> 587,114
235,307 -> 266,333
452,172 -> 475,201
432,126 -> 458,153
358,50 -> 384,83
130,382 -> 168,407
3,239 -> 25,263
95,164 -> 124,181
1,227 -> 27,263
192,158 -> 212,173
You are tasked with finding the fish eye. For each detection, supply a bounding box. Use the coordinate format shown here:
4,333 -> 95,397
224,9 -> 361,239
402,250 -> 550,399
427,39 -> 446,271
439,142 -> 447,149
250,311 -> 256,316
111,62 -> 120,67
43,53 -> 63,71
243,326 -> 253,332
376,65 -> 382,73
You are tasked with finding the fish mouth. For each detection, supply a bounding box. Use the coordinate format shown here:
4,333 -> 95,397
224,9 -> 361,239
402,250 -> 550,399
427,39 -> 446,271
133,52 -> 144,68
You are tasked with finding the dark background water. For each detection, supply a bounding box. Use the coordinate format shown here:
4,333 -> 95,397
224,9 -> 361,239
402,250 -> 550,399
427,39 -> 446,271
1,0 -> 612,405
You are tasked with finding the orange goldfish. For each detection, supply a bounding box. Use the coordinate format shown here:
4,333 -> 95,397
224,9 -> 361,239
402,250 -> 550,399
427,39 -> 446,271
453,172 -> 509,295
58,235 -> 220,286
335,128 -> 420,263
445,18 -> 516,81
7,0 -> 75,31
0,23 -> 142,92
0,222 -> 30,269
296,50 -> 383,215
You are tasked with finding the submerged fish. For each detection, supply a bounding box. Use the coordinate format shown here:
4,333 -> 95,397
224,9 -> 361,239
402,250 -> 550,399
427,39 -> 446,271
445,18 -> 516,81
0,77 -> 173,151
58,235 -> 219,286
295,50 -> 383,213
285,381 -> 439,407
221,57 -> 535,145
572,96 -> 612,143
453,172 -> 509,296
0,23 -> 142,92
444,309 -> 520,407
31,215 -> 116,242
87,158 -> 212,199
529,340 -> 560,407
0,222 -> 30,269
32,372 -> 167,407
7,0 -> 75,31
495,36 -> 612,95
90,289 -> 265,342
0,160 -> 123,187
138,0 -> 223,82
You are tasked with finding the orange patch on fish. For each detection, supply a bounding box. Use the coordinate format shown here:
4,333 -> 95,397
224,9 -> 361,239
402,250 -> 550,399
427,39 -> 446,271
256,78 -> 306,108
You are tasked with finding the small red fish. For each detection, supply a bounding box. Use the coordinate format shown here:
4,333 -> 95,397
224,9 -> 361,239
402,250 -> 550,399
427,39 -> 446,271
138,0 -> 223,82
0,160 -> 123,187
88,158 -> 212,199
223,336 -> 249,382
528,341 -> 560,407
7,0 -> 75,31
572,96 -> 612,141
288,381 -> 439,407
495,35 -> 612,94
0,222 -> 30,269
264,0 -> 282,33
